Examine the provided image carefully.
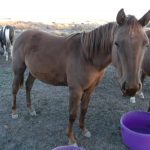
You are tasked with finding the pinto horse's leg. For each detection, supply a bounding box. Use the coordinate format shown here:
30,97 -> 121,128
12,68 -> 25,119
3,45 -> 9,61
10,45 -> 13,58
25,72 -> 36,116
79,86 -> 96,138
7,44 -> 12,60
67,88 -> 83,145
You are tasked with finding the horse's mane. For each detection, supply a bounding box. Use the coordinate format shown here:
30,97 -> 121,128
66,15 -> 142,60
66,32 -> 81,39
81,22 -> 117,59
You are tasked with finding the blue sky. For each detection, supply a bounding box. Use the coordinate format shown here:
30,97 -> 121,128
0,0 -> 150,23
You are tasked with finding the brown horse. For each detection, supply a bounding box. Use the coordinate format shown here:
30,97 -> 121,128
12,9 -> 150,145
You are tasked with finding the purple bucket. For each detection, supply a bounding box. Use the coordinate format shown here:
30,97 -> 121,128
52,146 -> 84,150
120,111 -> 150,150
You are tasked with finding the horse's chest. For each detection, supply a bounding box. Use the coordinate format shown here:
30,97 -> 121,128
93,71 -> 105,85
98,71 -> 105,82
84,71 -> 105,89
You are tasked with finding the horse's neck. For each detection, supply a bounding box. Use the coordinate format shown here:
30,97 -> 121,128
82,22 -> 117,71
92,50 -> 112,71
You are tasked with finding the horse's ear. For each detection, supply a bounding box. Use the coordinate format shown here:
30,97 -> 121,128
138,10 -> 150,26
116,8 -> 126,26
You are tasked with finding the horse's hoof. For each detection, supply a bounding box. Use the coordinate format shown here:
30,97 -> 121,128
12,113 -> 18,119
68,140 -> 78,147
29,110 -> 36,116
80,128 -> 91,138
138,92 -> 144,99
28,107 -> 36,116
130,97 -> 136,103
82,129 -> 91,138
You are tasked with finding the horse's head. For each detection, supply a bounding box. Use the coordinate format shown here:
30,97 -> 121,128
112,9 -> 150,96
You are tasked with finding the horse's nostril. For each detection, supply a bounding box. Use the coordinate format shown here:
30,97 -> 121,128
121,82 -> 141,96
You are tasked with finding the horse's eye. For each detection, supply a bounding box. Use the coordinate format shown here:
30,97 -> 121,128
145,44 -> 149,48
114,41 -> 120,48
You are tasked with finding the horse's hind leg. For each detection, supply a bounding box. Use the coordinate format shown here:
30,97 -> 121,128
67,88 -> 83,145
12,67 -> 26,119
25,72 -> 36,116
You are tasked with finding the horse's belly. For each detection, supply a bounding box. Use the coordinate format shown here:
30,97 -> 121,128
26,56 -> 67,85
32,71 -> 67,86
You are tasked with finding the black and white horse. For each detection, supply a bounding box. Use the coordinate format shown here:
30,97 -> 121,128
0,25 -> 15,61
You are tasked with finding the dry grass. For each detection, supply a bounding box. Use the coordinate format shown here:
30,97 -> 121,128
0,21 -> 50,30
50,22 -> 99,31
0,20 -> 101,37
0,20 -> 100,32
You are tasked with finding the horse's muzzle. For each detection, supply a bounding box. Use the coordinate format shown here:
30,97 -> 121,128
121,81 -> 142,96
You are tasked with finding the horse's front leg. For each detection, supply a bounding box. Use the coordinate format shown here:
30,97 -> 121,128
79,86 -> 96,138
67,88 -> 83,146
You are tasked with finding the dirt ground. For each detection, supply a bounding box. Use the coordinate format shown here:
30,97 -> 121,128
0,31 -> 150,150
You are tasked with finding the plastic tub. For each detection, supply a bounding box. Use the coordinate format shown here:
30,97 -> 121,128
120,111 -> 150,150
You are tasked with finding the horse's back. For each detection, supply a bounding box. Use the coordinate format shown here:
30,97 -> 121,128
14,30 -> 68,53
